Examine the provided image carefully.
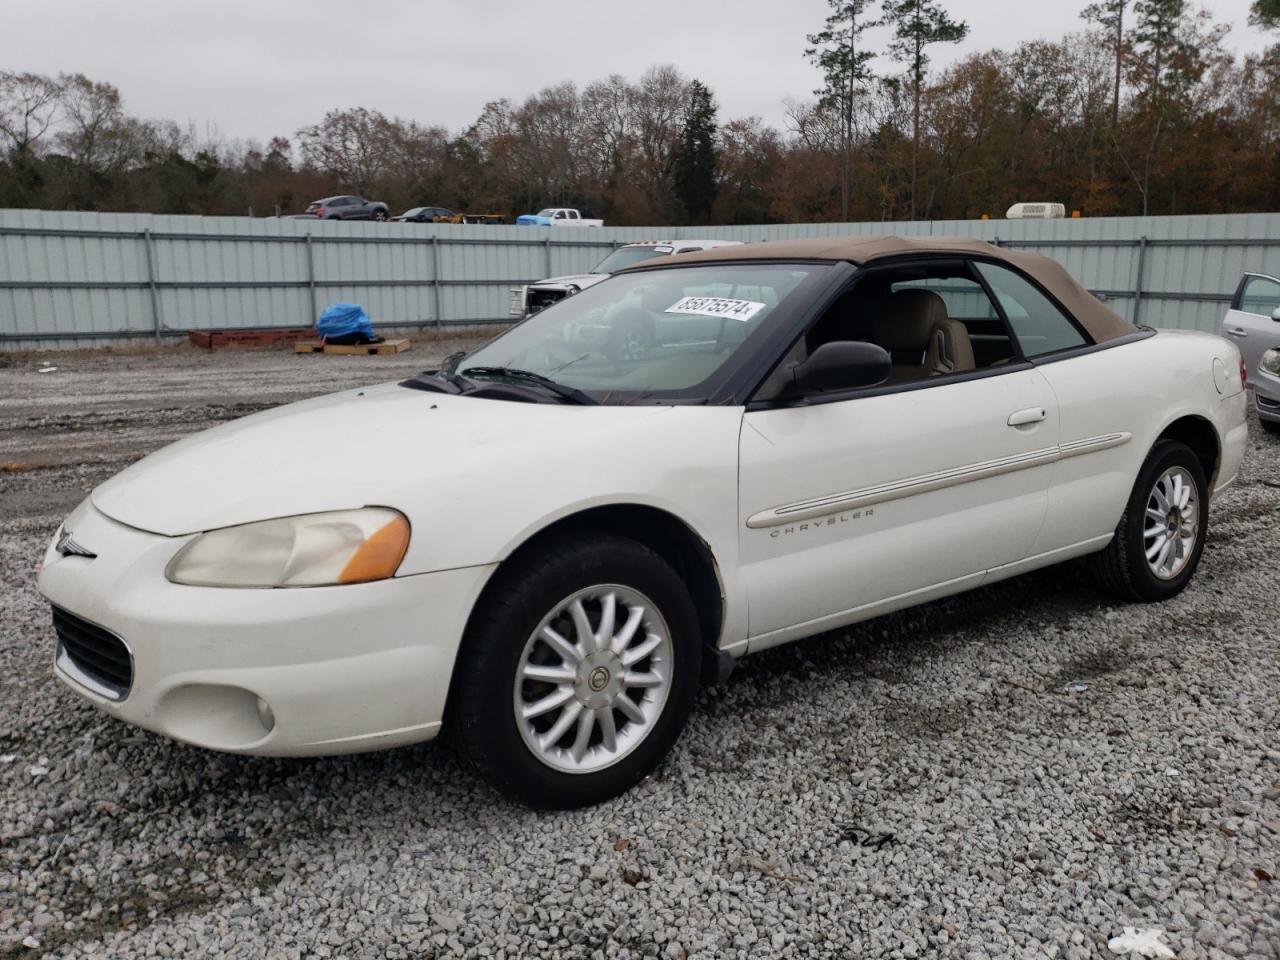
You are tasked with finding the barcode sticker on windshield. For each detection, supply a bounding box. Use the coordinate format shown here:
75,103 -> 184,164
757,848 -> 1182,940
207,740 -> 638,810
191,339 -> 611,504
664,296 -> 766,322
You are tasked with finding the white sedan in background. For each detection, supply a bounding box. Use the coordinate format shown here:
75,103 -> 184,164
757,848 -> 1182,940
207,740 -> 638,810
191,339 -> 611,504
39,236 -> 1247,808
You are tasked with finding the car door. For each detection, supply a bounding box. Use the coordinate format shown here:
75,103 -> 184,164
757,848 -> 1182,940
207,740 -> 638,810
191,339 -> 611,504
737,263 -> 1059,649
1222,273 -> 1280,385
968,259 -> 1139,557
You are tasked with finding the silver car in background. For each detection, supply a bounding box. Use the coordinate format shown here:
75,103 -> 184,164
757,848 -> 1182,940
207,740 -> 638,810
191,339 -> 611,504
1221,272 -> 1280,433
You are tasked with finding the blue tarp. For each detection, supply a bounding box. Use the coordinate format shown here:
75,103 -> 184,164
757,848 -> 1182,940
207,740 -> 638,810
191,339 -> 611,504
317,302 -> 374,340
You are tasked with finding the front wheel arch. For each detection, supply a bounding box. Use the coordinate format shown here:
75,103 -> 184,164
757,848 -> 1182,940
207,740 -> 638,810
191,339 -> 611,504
462,504 -> 725,674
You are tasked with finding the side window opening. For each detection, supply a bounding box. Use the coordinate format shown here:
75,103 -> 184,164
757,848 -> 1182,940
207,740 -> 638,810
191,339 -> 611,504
1239,275 -> 1280,316
754,262 -> 1019,401
972,261 -> 1088,358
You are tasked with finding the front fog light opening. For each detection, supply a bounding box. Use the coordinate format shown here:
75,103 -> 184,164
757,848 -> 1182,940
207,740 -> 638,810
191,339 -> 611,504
256,697 -> 276,733
1260,349 -> 1280,378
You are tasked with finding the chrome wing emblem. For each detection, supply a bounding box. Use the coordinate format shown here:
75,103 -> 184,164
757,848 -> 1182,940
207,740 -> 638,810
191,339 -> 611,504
55,529 -> 97,559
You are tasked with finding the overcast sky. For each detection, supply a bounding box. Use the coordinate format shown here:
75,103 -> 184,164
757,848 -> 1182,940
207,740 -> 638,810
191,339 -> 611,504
3,0 -> 1271,146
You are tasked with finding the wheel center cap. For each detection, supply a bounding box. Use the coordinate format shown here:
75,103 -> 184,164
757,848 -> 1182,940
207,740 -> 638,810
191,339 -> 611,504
577,651 -> 623,708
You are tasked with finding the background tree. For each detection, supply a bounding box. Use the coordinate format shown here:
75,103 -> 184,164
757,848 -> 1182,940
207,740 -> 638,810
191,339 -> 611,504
1081,0 -> 1128,127
55,73 -> 135,209
1252,0 -> 1280,27
628,66 -> 689,223
297,107 -> 392,196
882,0 -> 967,218
674,80 -> 718,224
1123,0 -> 1192,214
0,72 -> 61,206
806,0 -> 879,220
712,117 -> 782,224
0,15 -> 1277,227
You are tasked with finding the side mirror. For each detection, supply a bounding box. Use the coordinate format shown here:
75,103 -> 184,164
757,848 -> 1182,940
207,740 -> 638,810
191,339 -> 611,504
1271,306 -> 1280,322
791,341 -> 891,394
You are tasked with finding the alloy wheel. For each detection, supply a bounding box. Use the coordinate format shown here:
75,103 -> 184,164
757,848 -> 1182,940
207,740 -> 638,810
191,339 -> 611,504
1143,466 -> 1199,580
513,584 -> 673,774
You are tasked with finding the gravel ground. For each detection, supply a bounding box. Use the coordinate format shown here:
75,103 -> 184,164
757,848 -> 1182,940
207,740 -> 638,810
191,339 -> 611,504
1,342 -> 1277,959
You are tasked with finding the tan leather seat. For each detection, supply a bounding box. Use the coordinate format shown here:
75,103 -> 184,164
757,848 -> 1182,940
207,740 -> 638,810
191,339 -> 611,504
871,289 -> 975,383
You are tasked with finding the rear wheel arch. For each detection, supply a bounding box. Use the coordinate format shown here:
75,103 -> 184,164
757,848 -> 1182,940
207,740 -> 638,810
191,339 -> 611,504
1152,415 -> 1220,489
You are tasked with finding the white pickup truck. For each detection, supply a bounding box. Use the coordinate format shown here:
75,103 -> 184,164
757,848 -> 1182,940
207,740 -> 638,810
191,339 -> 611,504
510,239 -> 742,317
516,208 -> 604,227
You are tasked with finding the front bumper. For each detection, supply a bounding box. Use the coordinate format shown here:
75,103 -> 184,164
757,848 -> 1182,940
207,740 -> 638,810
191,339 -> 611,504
37,501 -> 495,756
1254,372 -> 1280,424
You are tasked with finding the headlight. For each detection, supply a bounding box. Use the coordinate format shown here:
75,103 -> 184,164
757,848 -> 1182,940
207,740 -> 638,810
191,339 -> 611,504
166,508 -> 409,588
1260,348 -> 1280,378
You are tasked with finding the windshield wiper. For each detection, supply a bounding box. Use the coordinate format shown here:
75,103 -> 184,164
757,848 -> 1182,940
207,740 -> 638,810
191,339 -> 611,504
401,350 -> 469,395
461,366 -> 598,405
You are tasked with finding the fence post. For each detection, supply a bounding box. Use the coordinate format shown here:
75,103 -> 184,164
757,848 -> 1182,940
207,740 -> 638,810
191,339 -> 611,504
544,234 -> 552,277
431,233 -> 443,329
305,233 -> 317,325
1132,236 -> 1149,325
142,228 -> 162,344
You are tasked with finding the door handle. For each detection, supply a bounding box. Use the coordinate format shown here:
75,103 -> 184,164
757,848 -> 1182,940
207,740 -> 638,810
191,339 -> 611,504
1225,327 -> 1247,337
1007,407 -> 1047,427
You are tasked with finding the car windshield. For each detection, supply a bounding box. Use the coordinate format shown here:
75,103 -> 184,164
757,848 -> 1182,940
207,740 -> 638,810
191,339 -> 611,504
535,209 -> 556,217
591,246 -> 672,274
402,207 -> 425,217
460,263 -> 827,401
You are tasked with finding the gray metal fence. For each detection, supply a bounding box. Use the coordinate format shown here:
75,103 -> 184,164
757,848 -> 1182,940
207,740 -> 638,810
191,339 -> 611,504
1,208 -> 1276,349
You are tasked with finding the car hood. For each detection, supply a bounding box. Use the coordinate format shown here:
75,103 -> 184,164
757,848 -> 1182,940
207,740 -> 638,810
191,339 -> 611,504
91,383 -> 670,537
531,273 -> 606,289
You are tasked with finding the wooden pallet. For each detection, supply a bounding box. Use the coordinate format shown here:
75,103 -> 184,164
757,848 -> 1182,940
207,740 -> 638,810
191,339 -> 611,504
294,338 -> 412,356
189,328 -> 314,348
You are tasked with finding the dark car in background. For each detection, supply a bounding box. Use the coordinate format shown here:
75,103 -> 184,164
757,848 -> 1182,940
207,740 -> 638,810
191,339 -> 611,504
391,206 -> 455,223
305,196 -> 390,221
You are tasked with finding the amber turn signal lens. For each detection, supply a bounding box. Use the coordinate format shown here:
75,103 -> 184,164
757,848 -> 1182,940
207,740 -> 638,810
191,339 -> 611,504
337,515 -> 411,584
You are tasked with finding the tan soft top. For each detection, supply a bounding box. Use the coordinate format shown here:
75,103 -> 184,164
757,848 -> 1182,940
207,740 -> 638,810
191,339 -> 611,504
620,234 -> 1135,344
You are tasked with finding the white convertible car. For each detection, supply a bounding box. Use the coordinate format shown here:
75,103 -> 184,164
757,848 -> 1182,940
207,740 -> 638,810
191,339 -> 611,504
39,236 -> 1248,807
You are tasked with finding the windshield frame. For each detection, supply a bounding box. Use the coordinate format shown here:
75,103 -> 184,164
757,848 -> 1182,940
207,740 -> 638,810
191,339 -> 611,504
457,259 -> 853,406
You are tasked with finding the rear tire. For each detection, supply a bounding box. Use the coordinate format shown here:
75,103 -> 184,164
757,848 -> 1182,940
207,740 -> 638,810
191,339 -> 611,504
447,531 -> 701,808
607,311 -> 655,362
1089,440 -> 1209,602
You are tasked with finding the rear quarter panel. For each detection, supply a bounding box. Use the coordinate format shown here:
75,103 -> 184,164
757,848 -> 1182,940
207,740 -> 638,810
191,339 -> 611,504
1032,331 -> 1245,554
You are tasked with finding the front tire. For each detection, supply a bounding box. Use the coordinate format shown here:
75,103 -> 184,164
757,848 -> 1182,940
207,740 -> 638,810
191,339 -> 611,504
447,531 -> 701,808
372,209 -> 388,221
1089,440 -> 1209,602
1261,417 -> 1280,435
